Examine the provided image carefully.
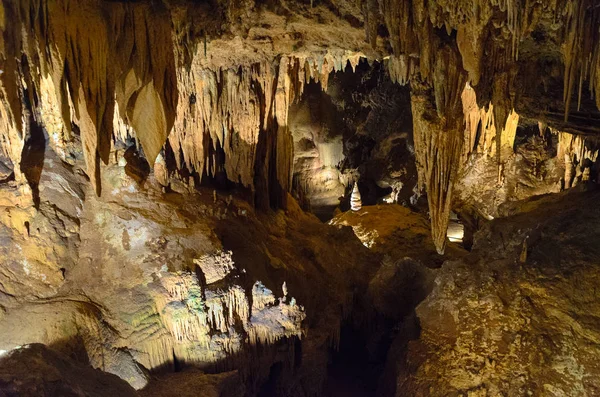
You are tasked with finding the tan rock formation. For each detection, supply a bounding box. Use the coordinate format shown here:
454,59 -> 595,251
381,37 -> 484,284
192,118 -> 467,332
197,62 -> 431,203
0,0 -> 599,394
396,191 -> 600,396
0,344 -> 137,397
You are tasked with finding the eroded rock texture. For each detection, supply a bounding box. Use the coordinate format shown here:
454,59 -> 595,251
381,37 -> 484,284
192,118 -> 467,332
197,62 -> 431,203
0,140 -> 373,394
0,344 -> 137,397
394,190 -> 600,396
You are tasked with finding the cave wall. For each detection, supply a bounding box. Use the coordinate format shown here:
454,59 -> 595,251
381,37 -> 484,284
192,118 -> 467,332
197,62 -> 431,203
288,60 -> 416,220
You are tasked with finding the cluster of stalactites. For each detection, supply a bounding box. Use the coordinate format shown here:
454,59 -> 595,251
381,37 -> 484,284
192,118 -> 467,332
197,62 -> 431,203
461,82 -> 519,169
380,0 -> 600,120
558,131 -> 600,188
166,51 -> 364,193
562,0 -> 600,120
0,0 -> 178,195
0,0 -> 365,202
135,269 -> 304,371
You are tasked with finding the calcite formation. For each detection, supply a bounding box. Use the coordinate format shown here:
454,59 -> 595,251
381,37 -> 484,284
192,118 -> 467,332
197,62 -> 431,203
0,0 -> 600,395
0,0 -> 598,250
455,81 -> 600,222
350,183 -> 362,211
0,141 -> 373,394
411,80 -> 464,254
146,270 -> 304,369
193,251 -> 236,284
0,0 -> 371,206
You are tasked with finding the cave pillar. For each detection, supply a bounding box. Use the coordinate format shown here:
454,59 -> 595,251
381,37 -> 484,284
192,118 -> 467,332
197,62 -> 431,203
411,84 -> 464,254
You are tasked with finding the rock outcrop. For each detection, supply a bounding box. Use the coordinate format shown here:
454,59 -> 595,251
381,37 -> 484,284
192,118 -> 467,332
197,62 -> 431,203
393,189 -> 600,396
0,135 -> 373,394
0,344 -> 137,397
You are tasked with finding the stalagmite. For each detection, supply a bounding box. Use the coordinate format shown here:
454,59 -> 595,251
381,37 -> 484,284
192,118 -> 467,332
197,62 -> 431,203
350,183 -> 362,211
564,153 -> 575,189
153,153 -> 169,187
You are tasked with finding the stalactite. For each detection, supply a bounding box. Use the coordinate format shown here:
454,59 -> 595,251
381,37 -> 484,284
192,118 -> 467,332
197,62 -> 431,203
386,55 -> 412,86
461,83 -> 497,160
167,50 -> 365,207
557,131 -> 599,188
562,0 -> 600,120
407,43 -> 467,255
460,83 -> 519,170
0,0 -> 176,195
380,0 -> 600,138
412,82 -> 464,255
0,0 -> 367,206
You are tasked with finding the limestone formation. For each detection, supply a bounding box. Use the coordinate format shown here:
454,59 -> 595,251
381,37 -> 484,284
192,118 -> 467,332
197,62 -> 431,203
1,0 -> 600,395
393,191 -> 600,396
193,251 -> 235,284
0,344 -> 137,397
350,183 -> 362,211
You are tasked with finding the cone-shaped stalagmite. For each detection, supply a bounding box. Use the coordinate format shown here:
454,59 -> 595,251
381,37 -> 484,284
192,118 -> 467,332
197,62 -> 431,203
350,183 -> 362,211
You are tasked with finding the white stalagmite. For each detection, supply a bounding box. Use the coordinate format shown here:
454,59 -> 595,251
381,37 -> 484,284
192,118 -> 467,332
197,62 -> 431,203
350,183 -> 362,211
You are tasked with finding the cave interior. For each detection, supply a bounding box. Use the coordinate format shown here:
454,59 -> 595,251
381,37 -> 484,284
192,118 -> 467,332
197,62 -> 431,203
0,0 -> 600,396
